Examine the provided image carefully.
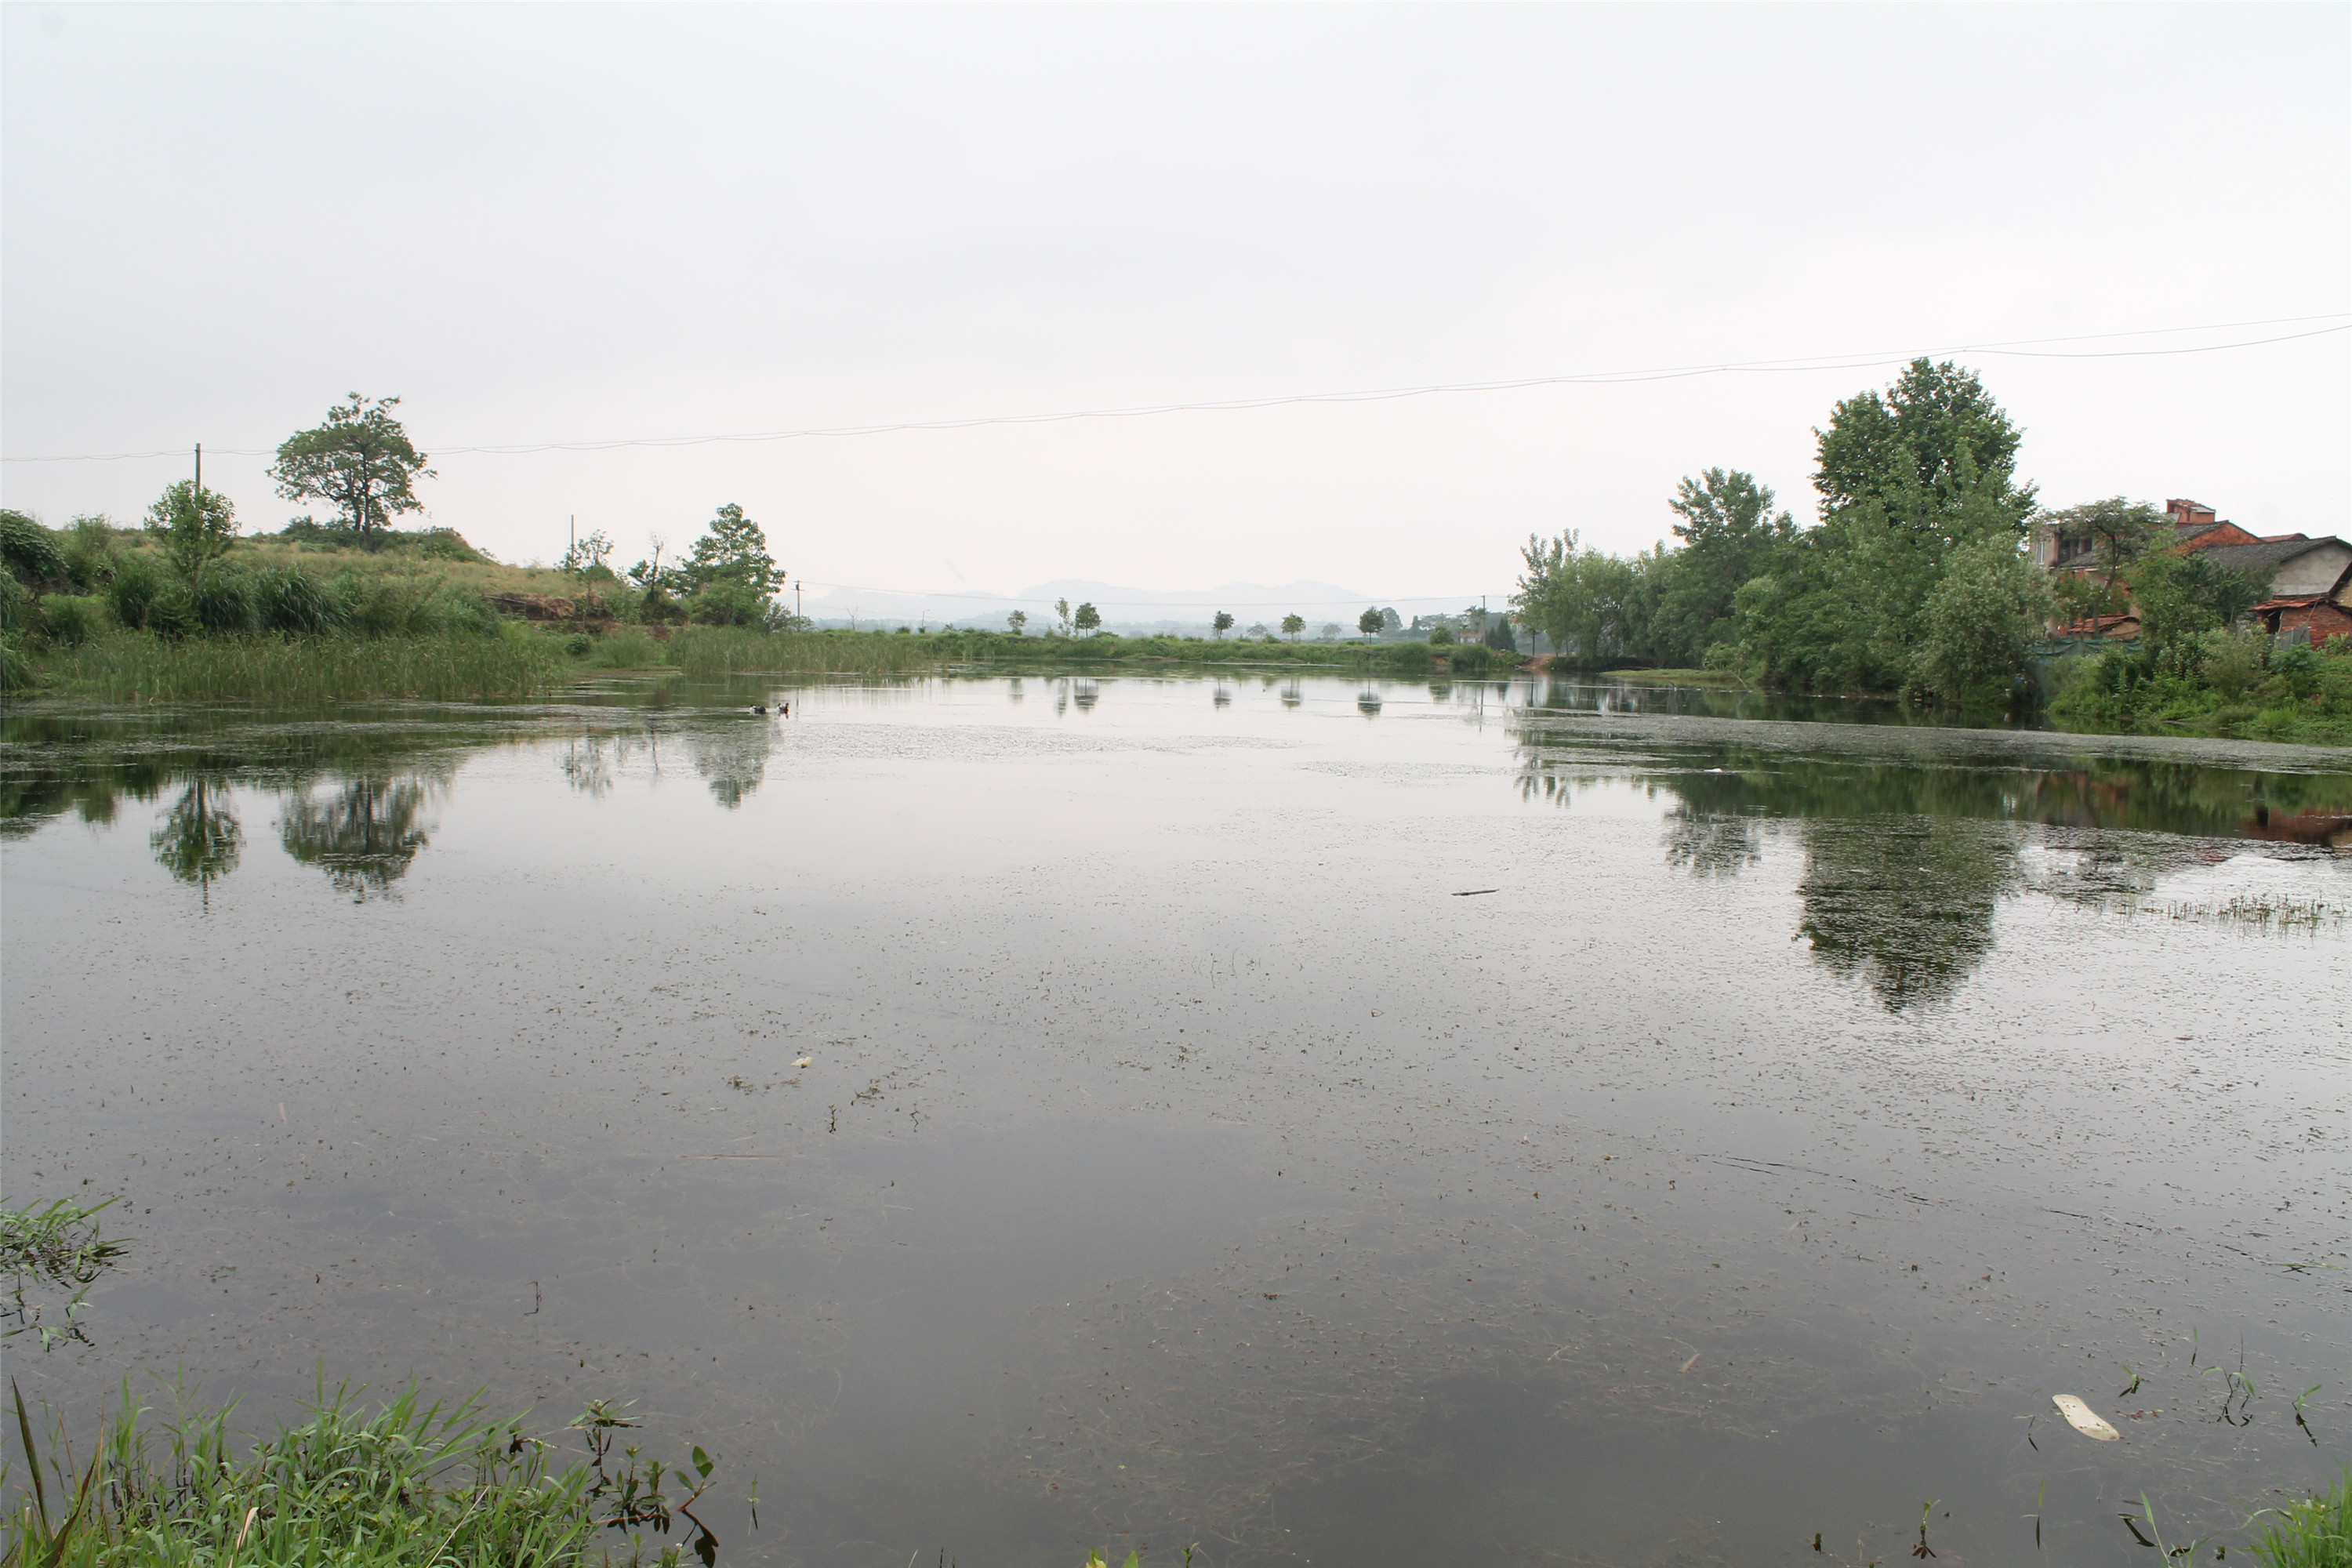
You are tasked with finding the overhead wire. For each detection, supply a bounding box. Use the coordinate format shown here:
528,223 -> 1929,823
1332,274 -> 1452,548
6,312 -> 2346,465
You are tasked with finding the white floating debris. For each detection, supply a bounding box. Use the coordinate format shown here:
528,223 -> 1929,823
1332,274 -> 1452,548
2053,1394 -> 2119,1440
793,1057 -> 812,1069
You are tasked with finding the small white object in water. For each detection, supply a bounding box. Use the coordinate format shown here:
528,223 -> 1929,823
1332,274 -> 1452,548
793,1056 -> 812,1069
2053,1394 -> 2119,1440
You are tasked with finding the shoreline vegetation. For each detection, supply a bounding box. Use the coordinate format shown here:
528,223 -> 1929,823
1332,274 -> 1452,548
4,1378 -> 724,1568
4,374 -> 2347,742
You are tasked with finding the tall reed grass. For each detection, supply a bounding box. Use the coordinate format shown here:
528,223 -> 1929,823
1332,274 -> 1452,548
668,627 -> 938,676
41,630 -> 566,703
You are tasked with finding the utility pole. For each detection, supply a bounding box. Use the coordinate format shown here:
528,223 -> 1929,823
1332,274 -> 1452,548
194,443 -> 201,495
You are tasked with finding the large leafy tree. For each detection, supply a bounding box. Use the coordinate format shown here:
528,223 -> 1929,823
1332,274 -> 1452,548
1730,361 -> 2038,691
1650,468 -> 1795,663
270,394 -> 434,549
1911,535 -> 2054,702
1813,358 -> 2031,519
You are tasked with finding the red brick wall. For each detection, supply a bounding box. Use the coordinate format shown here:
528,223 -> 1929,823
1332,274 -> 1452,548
2278,601 -> 2352,640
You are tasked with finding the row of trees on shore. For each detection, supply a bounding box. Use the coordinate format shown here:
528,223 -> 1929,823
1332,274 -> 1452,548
1511,360 -> 2270,703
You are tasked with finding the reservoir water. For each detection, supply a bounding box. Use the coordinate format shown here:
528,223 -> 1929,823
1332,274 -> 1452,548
4,670 -> 2347,1566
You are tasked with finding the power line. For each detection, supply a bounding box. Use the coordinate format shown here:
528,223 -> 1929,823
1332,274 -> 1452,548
7,312 -> 2345,465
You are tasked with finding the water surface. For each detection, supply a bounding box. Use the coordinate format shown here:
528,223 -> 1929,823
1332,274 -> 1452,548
5,672 -> 2348,1566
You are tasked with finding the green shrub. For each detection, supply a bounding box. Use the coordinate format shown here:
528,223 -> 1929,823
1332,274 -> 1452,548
250,566 -> 342,635
190,575 -> 256,635
1386,641 -> 1436,675
0,631 -> 29,692
60,517 -> 121,592
0,568 -> 25,633
593,628 -> 667,667
0,509 -> 67,586
36,594 -> 105,648
564,632 -> 593,657
1448,642 -> 1500,675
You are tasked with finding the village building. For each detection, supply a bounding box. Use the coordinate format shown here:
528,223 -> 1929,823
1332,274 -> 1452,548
2044,497 -> 2350,643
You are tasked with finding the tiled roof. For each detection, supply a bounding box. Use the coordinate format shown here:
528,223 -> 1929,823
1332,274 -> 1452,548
2196,537 -> 2348,571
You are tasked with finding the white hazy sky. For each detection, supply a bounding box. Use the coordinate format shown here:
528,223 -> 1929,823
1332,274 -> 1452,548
5,2 -> 2347,603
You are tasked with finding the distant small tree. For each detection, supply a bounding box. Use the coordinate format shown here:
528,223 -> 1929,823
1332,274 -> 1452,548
683,503 -> 782,596
1281,613 -> 1305,641
559,529 -> 615,593
1357,607 -> 1382,637
1428,621 -> 1457,645
1319,622 -> 1342,641
1212,611 -> 1235,639
1074,601 -> 1102,635
143,480 -> 238,593
1007,608 -> 1028,635
1055,597 -> 1073,637
269,394 -> 434,550
2045,496 -> 2165,604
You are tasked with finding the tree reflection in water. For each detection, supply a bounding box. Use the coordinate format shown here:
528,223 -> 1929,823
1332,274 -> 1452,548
1514,724 -> 2352,1012
687,723 -> 768,809
151,777 -> 243,892
1791,816 -> 2023,1011
279,773 -> 441,902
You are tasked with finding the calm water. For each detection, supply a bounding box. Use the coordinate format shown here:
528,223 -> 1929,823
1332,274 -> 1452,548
4,671 -> 2349,1567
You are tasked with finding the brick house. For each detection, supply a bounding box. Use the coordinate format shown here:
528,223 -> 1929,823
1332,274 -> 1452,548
2249,561 -> 2352,645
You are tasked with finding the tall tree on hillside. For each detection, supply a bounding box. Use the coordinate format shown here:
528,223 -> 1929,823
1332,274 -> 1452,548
682,503 -> 783,594
270,394 -> 434,550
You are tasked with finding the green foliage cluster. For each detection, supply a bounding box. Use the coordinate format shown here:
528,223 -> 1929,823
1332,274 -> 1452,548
4,1382 -> 718,1568
1515,361 -> 2053,708
2,1196 -> 126,1351
2049,629 -> 2352,746
2246,1468 -> 2352,1568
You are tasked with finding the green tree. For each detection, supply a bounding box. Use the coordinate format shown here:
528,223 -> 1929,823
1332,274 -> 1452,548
270,394 -> 434,549
143,480 -> 239,594
1281,613 -> 1305,641
682,503 -> 782,596
1813,358 -> 2032,520
1213,611 -> 1235,639
559,529 -> 615,599
1074,601 -> 1102,635
1007,608 -> 1028,635
2044,496 -> 2163,605
1912,535 -> 2054,702
1651,469 -> 1796,663
1055,597 -> 1073,636
1727,364 -> 2036,691
2125,550 -> 2270,653
1356,607 -> 1381,637
1514,532 -> 1654,668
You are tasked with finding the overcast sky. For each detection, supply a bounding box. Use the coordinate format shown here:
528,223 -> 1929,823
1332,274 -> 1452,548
5,3 -> 2346,604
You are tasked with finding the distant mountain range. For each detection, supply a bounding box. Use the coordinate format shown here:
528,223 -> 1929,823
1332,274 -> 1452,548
799,579 -> 1483,631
